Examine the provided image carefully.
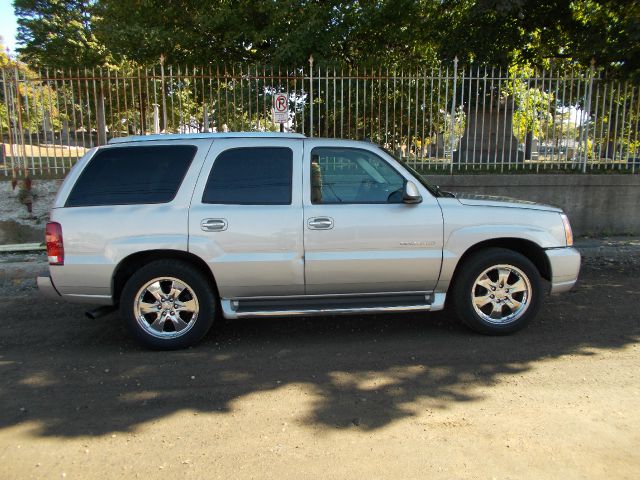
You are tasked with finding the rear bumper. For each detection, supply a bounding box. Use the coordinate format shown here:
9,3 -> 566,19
37,273 -> 61,299
545,247 -> 581,293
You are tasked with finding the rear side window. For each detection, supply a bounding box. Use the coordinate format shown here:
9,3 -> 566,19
202,147 -> 292,205
65,145 -> 196,207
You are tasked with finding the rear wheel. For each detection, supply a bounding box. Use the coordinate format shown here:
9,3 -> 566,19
120,260 -> 216,349
451,248 -> 543,335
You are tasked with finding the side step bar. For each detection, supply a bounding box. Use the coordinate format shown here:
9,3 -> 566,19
220,292 -> 446,319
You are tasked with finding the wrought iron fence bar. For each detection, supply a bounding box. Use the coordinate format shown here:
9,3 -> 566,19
632,88 -> 640,174
612,80 -> 622,166
500,67 -> 508,171
1,62 -> 638,177
508,67 -> 517,170
624,85 -> 635,171
619,81 -> 629,168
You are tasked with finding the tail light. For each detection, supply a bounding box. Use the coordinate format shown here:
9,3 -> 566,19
45,222 -> 64,265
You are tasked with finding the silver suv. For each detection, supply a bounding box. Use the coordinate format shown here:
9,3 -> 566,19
37,133 -> 580,349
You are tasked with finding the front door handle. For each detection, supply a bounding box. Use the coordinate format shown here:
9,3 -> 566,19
201,218 -> 228,232
307,216 -> 334,230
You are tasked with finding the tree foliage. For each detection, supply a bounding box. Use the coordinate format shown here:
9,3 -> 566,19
0,39 -> 61,132
14,0 -> 108,68
11,0 -> 640,80
440,0 -> 640,79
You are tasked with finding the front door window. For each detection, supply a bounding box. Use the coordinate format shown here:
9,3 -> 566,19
310,147 -> 405,204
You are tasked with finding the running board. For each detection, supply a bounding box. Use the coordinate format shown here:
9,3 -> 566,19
220,292 -> 446,319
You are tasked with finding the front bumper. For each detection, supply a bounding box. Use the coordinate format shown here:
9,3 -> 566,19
37,273 -> 61,299
545,247 -> 581,293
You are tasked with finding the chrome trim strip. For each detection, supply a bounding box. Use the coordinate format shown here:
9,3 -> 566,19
66,294 -> 113,299
227,291 -> 431,301
61,293 -> 114,305
229,304 -> 432,319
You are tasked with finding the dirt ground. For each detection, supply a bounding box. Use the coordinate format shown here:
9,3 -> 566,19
0,260 -> 638,479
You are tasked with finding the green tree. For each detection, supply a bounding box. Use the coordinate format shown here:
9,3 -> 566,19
503,66 -> 554,157
439,0 -> 640,80
0,39 -> 61,133
14,0 -> 109,68
92,0 -> 438,67
12,0 -> 640,80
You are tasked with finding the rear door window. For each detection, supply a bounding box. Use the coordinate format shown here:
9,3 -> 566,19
65,145 -> 196,207
202,147 -> 293,205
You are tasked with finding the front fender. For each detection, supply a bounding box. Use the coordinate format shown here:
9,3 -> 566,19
436,225 -> 558,293
435,200 -> 567,292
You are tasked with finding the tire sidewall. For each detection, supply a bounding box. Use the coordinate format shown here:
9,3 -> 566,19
453,248 -> 543,335
120,260 -> 216,349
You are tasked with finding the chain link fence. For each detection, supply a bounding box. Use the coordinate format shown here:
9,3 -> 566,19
1,61 -> 638,177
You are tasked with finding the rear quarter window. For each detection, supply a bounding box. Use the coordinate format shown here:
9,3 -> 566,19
65,145 -> 196,207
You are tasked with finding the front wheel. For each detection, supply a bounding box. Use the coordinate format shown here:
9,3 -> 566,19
451,248 -> 543,335
119,260 -> 216,349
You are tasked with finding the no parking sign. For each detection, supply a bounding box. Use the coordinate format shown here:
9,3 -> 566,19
272,93 -> 288,124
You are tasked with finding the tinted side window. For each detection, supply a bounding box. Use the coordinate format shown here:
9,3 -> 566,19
202,147 -> 293,205
311,147 -> 405,204
66,145 -> 196,207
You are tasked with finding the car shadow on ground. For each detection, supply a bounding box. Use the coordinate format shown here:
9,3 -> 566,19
0,264 -> 638,437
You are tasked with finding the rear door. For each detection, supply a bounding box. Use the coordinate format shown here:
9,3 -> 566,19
188,138 -> 304,298
302,139 -> 443,295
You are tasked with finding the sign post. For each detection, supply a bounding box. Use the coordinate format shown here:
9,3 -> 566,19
272,93 -> 288,132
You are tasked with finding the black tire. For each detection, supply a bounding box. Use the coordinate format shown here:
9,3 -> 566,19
451,247 -> 543,335
119,259 -> 216,350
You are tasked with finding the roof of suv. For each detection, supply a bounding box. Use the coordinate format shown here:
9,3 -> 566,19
108,132 -> 306,144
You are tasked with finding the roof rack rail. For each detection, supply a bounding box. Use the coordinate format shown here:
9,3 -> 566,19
108,132 -> 306,144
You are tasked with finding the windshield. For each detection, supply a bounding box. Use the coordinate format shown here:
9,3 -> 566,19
376,146 -> 442,197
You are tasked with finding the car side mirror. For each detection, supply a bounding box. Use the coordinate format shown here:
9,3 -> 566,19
403,181 -> 423,204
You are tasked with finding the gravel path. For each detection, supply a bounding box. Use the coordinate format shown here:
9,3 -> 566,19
0,262 -> 638,479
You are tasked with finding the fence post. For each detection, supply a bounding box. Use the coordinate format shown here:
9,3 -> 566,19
450,57 -> 458,174
96,88 -> 107,145
13,66 -> 29,177
160,55 -> 167,132
203,104 -> 209,133
1,68 -> 17,180
582,59 -> 596,173
309,55 -> 314,137
153,104 -> 160,133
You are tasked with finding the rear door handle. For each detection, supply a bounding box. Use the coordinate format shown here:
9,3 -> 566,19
201,218 -> 228,232
307,216 -> 334,230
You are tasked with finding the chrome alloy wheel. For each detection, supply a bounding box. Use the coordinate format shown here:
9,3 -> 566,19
133,277 -> 199,339
471,264 -> 532,325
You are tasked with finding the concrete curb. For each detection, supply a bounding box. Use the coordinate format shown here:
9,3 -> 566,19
0,242 -> 44,252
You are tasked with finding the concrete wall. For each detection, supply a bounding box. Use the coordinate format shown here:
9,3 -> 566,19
0,179 -> 63,244
1,176 -> 638,243
426,174 -> 640,236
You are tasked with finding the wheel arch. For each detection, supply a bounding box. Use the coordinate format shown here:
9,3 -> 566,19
112,250 -> 219,304
445,238 -> 551,297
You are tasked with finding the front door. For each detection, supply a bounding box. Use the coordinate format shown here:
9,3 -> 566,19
189,138 -> 304,298
302,140 -> 443,295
